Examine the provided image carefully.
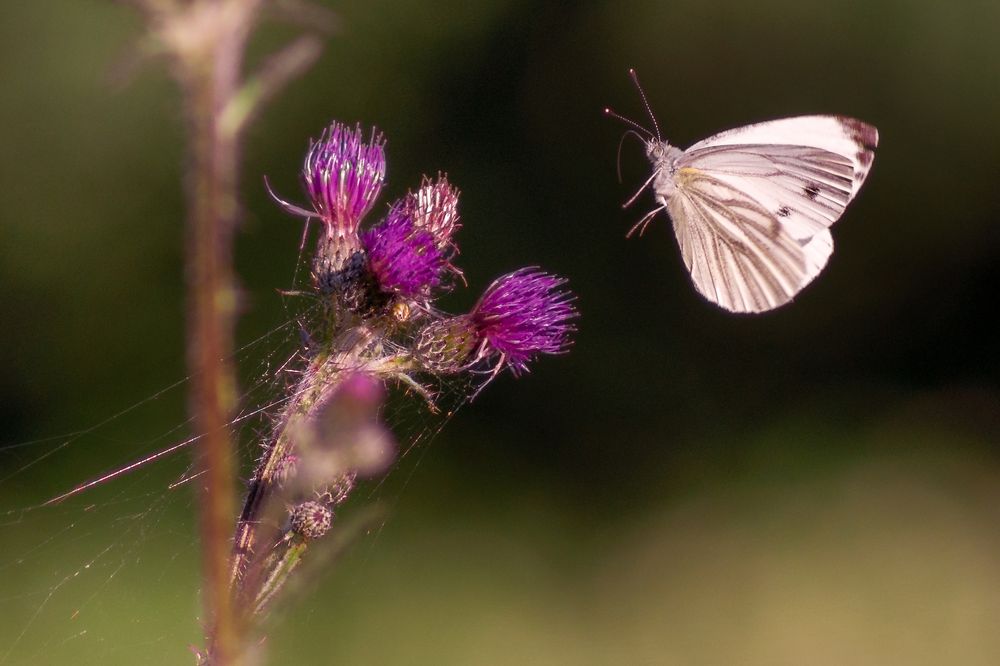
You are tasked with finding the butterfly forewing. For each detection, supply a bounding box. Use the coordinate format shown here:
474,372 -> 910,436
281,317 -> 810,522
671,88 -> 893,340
655,115 -> 878,313
681,146 -> 852,238
685,115 -> 878,199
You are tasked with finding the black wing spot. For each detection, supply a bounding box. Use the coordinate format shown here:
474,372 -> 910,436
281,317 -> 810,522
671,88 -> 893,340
803,183 -> 821,200
776,206 -> 791,217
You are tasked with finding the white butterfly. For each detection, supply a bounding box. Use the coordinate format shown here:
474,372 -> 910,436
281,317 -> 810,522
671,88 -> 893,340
609,70 -> 879,313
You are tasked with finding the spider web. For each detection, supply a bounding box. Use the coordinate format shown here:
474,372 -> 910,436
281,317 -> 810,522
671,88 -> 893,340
0,266 -> 479,664
0,312 -> 303,664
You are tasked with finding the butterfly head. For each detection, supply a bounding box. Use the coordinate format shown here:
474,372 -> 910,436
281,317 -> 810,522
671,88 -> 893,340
645,141 -> 685,202
645,140 -> 665,161
645,139 -> 681,166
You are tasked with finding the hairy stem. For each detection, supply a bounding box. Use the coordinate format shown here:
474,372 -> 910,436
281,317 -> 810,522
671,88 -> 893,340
132,0 -> 327,660
185,50 -> 241,666
229,327 -> 372,608
167,2 -> 263,661
252,538 -> 309,616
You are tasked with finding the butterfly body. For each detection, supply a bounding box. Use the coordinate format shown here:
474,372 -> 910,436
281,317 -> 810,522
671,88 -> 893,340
635,115 -> 878,313
645,141 -> 685,200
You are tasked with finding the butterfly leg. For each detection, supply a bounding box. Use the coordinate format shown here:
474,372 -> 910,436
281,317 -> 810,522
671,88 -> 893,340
622,168 -> 660,209
626,204 -> 666,238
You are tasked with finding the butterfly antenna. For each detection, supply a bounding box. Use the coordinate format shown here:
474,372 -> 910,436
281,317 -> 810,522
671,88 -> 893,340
604,107 -> 653,140
628,68 -> 661,142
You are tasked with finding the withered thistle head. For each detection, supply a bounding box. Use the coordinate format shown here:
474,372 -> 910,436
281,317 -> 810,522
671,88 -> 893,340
402,174 -> 461,252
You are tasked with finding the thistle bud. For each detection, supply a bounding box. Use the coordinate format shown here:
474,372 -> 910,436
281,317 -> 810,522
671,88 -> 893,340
289,500 -> 333,540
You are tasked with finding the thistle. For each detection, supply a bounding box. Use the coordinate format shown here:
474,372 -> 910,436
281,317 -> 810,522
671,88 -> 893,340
361,203 -> 449,301
415,268 -> 577,378
232,120 -> 579,657
272,122 -> 388,288
402,174 -> 461,252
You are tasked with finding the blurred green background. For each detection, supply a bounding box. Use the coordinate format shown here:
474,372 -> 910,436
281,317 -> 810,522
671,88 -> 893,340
2,0 -> 1000,664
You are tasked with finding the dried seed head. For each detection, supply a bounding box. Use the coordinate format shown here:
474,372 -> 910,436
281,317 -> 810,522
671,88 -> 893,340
289,500 -> 333,540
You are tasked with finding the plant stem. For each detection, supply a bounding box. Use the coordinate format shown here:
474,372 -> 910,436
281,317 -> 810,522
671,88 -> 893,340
252,538 -> 309,617
177,4 -> 260,659
229,328 -> 372,607
187,59 -> 240,665
134,0 -> 324,660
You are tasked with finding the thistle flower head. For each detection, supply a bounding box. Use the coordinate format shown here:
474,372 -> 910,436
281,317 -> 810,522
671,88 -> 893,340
415,268 -> 577,377
402,174 -> 461,251
239,120 -> 583,638
303,122 -> 386,235
471,268 -> 578,373
361,205 -> 447,299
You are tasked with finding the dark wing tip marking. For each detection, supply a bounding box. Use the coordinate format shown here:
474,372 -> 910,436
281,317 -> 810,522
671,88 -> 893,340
834,117 -> 878,189
835,116 -> 879,152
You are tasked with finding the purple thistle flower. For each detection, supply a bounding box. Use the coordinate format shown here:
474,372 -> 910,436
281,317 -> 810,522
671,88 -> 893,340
401,174 -> 461,251
471,268 -> 577,373
415,268 -> 577,377
361,205 -> 447,299
302,122 -> 386,237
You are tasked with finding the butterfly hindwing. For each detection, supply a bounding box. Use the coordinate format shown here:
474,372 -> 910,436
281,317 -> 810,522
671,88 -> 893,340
667,169 -> 829,312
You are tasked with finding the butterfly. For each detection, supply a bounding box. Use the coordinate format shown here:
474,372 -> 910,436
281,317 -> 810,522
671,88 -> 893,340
608,70 -> 879,313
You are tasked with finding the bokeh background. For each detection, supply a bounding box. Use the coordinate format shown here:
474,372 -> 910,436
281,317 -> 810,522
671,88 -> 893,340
2,1 -> 1000,664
